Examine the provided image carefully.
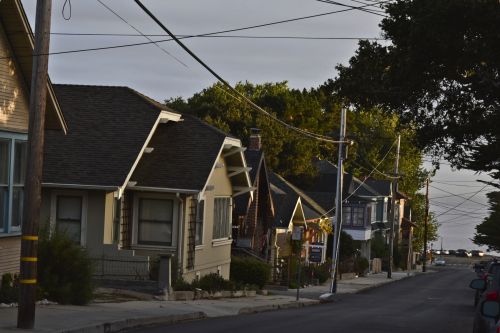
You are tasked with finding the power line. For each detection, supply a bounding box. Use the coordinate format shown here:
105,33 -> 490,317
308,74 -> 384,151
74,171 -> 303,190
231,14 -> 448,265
45,32 -> 385,40
348,0 -> 387,13
430,188 -> 492,199
434,184 -> 490,218
316,0 -> 388,17
96,0 -> 187,67
134,0 -> 342,144
432,180 -> 491,188
1,0 -> 392,60
429,184 -> 490,207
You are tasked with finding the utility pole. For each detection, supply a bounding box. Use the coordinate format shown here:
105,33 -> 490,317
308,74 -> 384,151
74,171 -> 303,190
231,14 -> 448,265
422,177 -> 430,273
388,135 -> 401,279
329,108 -> 346,294
17,0 -> 52,329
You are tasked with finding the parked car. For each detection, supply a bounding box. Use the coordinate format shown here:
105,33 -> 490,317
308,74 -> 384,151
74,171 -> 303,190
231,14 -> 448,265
448,249 -> 457,255
442,249 -> 450,255
472,250 -> 486,257
457,249 -> 472,257
434,257 -> 446,266
471,269 -> 500,333
472,299 -> 500,333
472,261 -> 500,306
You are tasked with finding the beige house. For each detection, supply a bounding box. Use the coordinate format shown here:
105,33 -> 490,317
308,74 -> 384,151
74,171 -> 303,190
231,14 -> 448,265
0,0 -> 67,276
41,85 -> 252,282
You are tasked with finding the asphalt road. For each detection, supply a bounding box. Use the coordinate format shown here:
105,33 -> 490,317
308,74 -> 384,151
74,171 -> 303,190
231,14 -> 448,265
133,267 -> 476,333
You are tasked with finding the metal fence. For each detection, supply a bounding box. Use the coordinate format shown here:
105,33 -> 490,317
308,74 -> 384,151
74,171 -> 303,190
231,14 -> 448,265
91,255 -> 150,280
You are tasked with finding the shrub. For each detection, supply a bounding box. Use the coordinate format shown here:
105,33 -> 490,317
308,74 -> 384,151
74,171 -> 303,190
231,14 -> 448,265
230,256 -> 271,289
311,260 -> 331,284
198,273 -> 226,293
38,229 -> 94,305
172,277 -> 193,291
355,257 -> 369,276
0,273 -> 18,304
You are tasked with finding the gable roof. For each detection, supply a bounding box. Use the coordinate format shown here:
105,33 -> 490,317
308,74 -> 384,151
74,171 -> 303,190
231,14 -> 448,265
297,159 -> 386,204
0,0 -> 67,132
130,113 -> 229,191
43,84 -> 171,188
270,173 -> 322,228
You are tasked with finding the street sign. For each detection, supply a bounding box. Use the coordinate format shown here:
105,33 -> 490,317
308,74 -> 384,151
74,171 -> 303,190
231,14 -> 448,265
309,247 -> 323,263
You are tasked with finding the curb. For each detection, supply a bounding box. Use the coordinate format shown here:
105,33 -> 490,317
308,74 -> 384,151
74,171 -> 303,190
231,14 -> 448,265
58,311 -> 207,333
238,300 -> 319,315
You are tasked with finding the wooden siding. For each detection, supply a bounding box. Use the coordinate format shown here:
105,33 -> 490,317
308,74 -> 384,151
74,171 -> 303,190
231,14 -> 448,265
0,236 -> 20,275
0,21 -> 29,133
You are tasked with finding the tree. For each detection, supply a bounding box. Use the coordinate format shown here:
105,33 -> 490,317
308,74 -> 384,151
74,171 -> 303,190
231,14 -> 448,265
473,192 -> 500,251
333,0 -> 500,179
167,81 -> 336,178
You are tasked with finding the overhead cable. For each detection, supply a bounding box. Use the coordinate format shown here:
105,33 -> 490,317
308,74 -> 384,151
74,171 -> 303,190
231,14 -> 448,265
134,0 -> 343,143
96,0 -> 187,67
1,0 -> 392,60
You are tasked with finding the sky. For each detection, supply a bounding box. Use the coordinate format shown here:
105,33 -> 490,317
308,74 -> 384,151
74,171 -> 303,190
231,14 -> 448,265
21,0 -> 498,252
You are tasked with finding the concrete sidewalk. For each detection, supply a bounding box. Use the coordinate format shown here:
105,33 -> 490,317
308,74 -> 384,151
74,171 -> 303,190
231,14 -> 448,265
0,271 -> 425,333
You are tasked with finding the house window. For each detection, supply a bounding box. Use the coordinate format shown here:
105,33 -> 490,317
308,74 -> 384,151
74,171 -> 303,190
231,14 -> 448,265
352,206 -> 365,227
213,197 -> 231,240
138,198 -> 173,246
342,206 -> 352,226
195,200 -> 204,246
56,196 -> 83,243
0,134 -> 27,234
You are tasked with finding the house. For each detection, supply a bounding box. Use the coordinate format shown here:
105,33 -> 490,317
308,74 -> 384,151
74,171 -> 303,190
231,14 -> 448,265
294,159 -> 393,261
233,129 -> 274,260
41,84 -> 252,282
0,0 -> 67,276
269,173 -> 328,265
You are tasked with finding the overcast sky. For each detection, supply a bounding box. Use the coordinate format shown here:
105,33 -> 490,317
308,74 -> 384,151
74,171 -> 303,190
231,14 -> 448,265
21,0 -> 497,252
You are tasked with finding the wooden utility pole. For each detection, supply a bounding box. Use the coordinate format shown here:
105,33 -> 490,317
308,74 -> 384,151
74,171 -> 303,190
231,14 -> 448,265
388,135 -> 401,279
329,108 -> 346,294
17,0 -> 52,329
422,177 -> 430,273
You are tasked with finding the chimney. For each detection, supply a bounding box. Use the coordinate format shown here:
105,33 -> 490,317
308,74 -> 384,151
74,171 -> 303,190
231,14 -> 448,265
249,128 -> 262,151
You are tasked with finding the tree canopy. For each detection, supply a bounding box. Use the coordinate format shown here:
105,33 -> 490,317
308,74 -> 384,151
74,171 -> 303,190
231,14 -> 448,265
473,191 -> 500,251
333,0 -> 500,179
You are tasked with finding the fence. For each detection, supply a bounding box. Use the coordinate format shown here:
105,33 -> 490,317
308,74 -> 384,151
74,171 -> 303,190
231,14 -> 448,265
91,255 -> 151,280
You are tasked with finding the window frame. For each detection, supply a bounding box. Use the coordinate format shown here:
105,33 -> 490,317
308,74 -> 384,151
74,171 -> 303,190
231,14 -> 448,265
195,199 -> 205,247
137,197 -> 174,246
131,193 -> 179,249
50,190 -> 88,246
0,131 -> 27,235
212,196 -> 232,241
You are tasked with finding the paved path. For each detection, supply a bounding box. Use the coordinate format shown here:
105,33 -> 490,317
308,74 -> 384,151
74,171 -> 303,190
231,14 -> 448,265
134,267 -> 476,333
0,269 -> 440,332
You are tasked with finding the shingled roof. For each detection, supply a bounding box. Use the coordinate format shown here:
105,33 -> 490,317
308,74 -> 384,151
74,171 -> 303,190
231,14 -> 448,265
130,114 -> 229,191
43,84 -> 172,187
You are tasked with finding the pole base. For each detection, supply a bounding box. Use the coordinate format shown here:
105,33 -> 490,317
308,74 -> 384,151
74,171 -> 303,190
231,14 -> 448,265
319,292 -> 337,303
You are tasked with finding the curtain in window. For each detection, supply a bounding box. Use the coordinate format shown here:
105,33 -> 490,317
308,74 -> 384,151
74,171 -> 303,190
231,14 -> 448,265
342,206 -> 352,226
138,198 -> 173,246
213,197 -> 230,239
57,196 -> 82,243
195,200 -> 204,245
352,206 -> 365,226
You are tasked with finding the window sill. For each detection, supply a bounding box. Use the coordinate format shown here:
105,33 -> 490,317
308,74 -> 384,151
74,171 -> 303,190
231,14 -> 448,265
131,244 -> 176,251
212,238 -> 232,247
195,245 -> 204,251
0,232 -> 22,239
